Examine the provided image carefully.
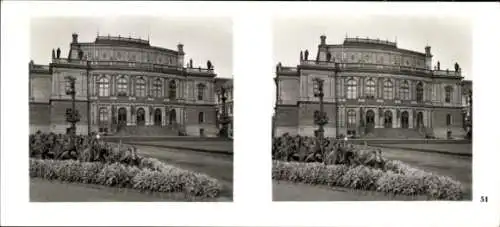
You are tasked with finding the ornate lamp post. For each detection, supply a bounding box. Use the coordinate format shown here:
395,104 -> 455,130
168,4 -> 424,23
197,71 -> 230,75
467,89 -> 472,139
313,78 -> 328,139
218,86 -> 231,138
333,62 -> 340,138
65,76 -> 80,136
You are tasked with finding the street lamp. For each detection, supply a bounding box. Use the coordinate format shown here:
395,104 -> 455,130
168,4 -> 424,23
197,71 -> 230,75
333,62 -> 341,139
313,78 -> 328,138
218,86 -> 231,138
65,76 -> 80,135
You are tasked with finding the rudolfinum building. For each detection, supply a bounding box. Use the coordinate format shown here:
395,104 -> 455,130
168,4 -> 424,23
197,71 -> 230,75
274,36 -> 472,139
29,33 -> 223,136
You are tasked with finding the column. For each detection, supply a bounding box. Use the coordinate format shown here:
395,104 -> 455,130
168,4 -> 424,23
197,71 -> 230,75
167,78 -> 168,97
392,109 -> 397,128
112,75 -> 116,96
162,106 -> 166,126
424,110 -> 429,128
145,106 -> 150,126
340,78 -> 344,98
359,77 -> 363,97
374,108 -> 379,128
409,109 -> 414,128
108,105 -> 112,129
128,75 -> 133,96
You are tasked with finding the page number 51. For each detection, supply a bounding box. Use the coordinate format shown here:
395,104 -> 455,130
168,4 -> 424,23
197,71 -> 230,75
480,196 -> 488,203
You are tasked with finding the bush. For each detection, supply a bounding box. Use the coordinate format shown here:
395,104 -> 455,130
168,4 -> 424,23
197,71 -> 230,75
30,158 -> 223,198
272,160 -> 464,200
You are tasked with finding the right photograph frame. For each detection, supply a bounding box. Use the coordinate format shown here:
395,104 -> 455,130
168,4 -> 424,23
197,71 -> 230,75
271,15 -> 473,201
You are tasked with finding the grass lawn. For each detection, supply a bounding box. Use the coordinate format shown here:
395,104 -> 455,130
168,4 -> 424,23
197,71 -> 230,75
128,140 -> 233,153
373,143 -> 472,155
273,145 -> 472,201
30,178 -> 229,202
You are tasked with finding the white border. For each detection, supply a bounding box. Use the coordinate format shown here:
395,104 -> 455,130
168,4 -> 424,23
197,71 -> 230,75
2,2 -> 500,227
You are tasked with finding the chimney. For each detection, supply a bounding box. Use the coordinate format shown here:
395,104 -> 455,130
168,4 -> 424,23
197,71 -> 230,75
72,33 -> 78,43
320,35 -> 326,45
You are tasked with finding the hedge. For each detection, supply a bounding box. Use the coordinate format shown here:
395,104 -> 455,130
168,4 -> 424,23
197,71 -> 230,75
272,160 -> 464,200
30,158 -> 222,198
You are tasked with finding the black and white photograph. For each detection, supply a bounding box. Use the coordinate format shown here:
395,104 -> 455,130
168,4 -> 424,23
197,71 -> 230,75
28,16 -> 234,202
3,2 -> 500,227
272,15 -> 473,201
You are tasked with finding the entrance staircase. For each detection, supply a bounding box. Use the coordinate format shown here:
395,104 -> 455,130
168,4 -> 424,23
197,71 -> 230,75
364,128 -> 424,139
114,126 -> 179,136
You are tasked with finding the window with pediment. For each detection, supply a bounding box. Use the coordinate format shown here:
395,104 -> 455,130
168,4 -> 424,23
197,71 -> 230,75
135,78 -> 146,97
445,86 -> 453,103
197,83 -> 206,101
399,80 -> 410,100
169,80 -> 177,100
116,76 -> 128,96
365,79 -> 376,99
152,78 -> 162,98
346,79 -> 357,99
383,80 -> 393,100
97,77 -> 110,97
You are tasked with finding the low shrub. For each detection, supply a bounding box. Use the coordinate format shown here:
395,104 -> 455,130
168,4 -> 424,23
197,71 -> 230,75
272,160 -> 464,200
30,158 -> 223,198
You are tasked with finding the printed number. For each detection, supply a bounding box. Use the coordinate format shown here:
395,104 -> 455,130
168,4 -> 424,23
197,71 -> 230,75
480,196 -> 488,203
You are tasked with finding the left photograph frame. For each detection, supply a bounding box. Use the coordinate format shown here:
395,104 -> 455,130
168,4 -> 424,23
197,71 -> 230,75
28,16 -> 234,202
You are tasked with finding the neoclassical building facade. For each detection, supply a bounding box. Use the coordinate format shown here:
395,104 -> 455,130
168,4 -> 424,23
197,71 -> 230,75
29,33 -> 222,136
274,36 -> 472,139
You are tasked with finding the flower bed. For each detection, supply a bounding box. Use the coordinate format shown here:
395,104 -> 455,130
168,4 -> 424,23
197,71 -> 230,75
272,160 -> 464,200
29,132 -> 223,198
272,134 -> 465,200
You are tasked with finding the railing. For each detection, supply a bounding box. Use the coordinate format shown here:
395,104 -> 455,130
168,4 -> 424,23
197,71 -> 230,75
186,67 -> 215,74
96,35 -> 149,45
433,69 -> 461,77
299,60 -> 432,75
344,37 -> 397,47
52,58 -> 214,74
278,66 -> 298,73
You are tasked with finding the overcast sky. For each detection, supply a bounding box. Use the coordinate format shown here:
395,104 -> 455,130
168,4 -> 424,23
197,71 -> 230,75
273,15 -> 473,81
30,17 -> 233,78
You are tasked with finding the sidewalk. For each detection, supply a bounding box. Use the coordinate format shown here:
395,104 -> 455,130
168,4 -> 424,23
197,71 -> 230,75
369,144 -> 472,157
125,141 -> 233,156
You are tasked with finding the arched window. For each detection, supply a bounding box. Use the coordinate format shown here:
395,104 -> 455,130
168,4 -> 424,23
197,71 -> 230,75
446,114 -> 452,126
365,79 -> 376,99
152,78 -> 162,97
383,80 -> 393,100
97,77 -> 109,97
197,83 -> 205,101
416,82 -> 424,102
346,79 -> 357,99
99,107 -> 109,122
116,77 -> 128,96
169,80 -> 177,100
445,86 -> 453,103
347,110 -> 356,128
199,112 -> 204,123
399,80 -> 410,100
135,78 -> 146,97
